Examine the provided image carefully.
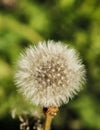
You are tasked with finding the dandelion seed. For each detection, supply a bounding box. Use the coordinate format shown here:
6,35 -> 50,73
15,40 -> 86,107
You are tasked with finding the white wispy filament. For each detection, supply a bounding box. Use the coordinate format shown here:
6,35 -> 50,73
15,41 -> 86,107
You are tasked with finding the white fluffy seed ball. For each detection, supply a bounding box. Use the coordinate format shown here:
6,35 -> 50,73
15,40 -> 86,107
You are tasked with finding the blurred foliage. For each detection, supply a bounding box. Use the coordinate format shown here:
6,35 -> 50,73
0,0 -> 100,130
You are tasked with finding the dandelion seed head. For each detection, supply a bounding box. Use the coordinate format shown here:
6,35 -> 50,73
15,40 -> 86,107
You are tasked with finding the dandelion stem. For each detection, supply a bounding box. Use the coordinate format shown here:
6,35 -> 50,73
43,106 -> 59,130
44,113 -> 53,130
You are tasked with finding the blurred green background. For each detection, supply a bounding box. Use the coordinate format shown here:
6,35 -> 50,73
0,0 -> 100,130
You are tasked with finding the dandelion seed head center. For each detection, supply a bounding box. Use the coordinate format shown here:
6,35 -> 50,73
34,59 -> 67,87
